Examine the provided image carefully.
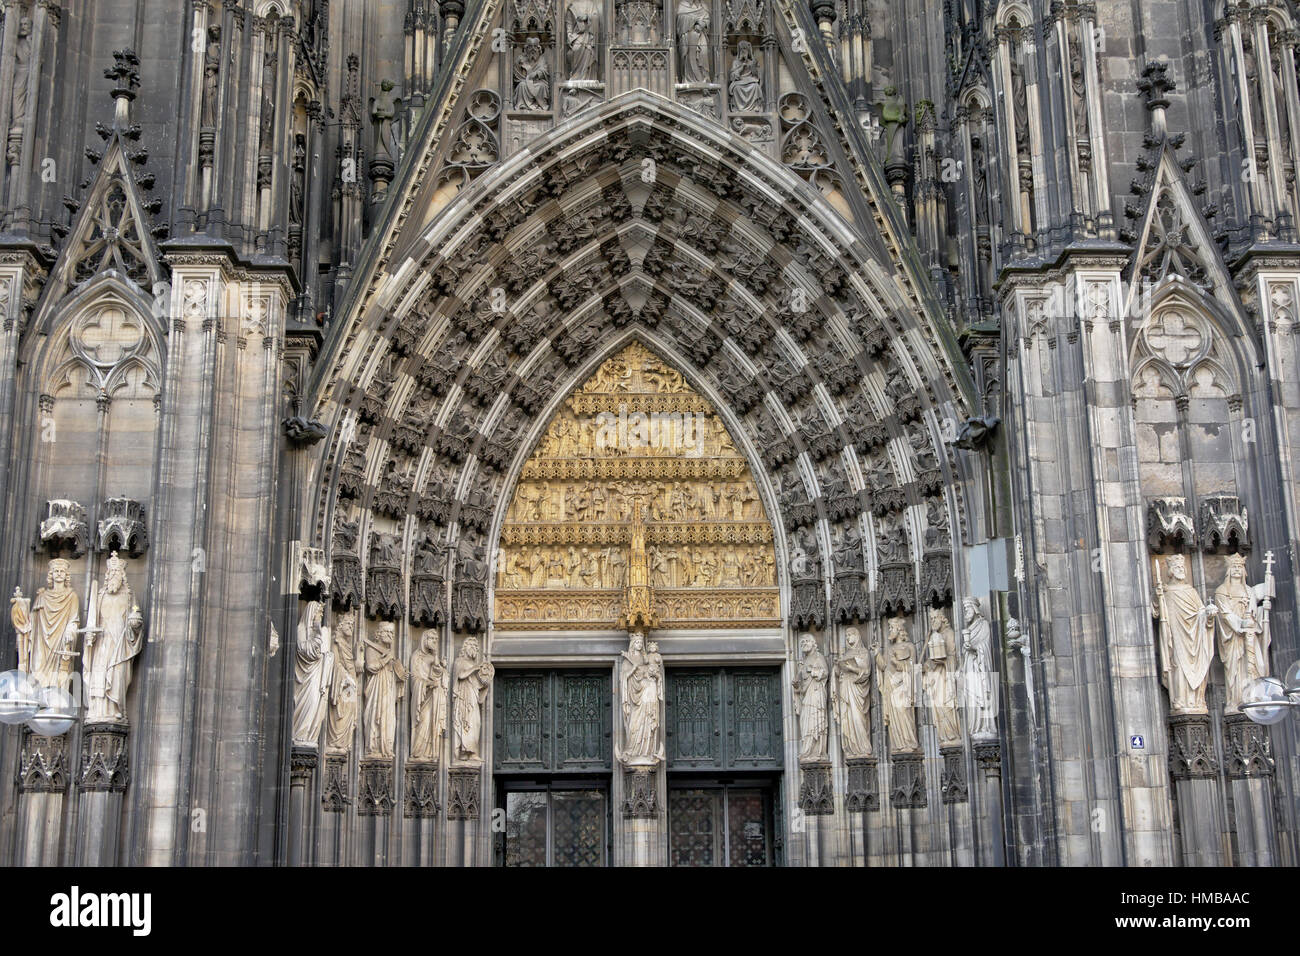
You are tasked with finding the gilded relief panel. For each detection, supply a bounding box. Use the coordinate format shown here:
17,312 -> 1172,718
495,341 -> 779,629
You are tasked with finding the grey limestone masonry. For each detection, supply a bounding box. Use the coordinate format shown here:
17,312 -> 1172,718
0,0 -> 1295,867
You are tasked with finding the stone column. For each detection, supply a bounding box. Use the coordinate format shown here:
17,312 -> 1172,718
318,752 -> 350,865
973,742 -> 1004,866
287,747 -> 317,866
1223,715 -> 1275,866
403,760 -> 439,865
14,728 -> 68,865
887,753 -> 924,866
358,758 -> 395,865
73,722 -> 130,866
939,745 -> 974,866
444,766 -> 481,865
1166,714 -> 1224,866
843,757 -> 879,865
619,767 -> 662,867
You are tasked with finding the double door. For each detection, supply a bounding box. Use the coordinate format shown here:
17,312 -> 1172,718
668,782 -> 776,867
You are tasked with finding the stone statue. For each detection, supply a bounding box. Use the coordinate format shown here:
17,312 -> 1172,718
362,621 -> 407,758
370,79 -> 400,162
618,631 -> 664,765
873,618 -> 919,753
10,17 -> 31,133
27,558 -> 81,690
452,636 -> 494,764
676,0 -> 711,83
291,600 -> 331,745
1152,554 -> 1215,715
409,629 -> 450,761
923,608 -> 961,746
326,613 -> 361,752
202,24 -> 222,127
728,40 -> 762,113
961,598 -> 998,738
10,586 -> 31,673
793,633 -> 829,762
877,85 -> 908,164
513,37 -> 551,111
1214,553 -> 1273,713
566,10 -> 599,82
84,553 -> 145,723
832,626 -> 872,758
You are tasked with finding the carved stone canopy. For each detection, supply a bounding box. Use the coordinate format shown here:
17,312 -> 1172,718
1146,496 -> 1195,554
38,499 -> 90,557
96,496 -> 148,556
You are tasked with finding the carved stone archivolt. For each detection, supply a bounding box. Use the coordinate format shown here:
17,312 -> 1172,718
496,342 -> 779,630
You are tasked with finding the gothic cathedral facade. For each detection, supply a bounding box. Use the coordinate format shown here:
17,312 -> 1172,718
0,0 -> 1297,867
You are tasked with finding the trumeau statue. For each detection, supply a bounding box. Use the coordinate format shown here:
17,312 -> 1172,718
326,613 -> 362,753
1152,554 -> 1215,715
832,626 -> 872,758
362,621 -> 407,758
1214,553 -> 1274,713
291,600 -> 331,746
793,633 -> 829,762
84,553 -> 145,723
874,618 -> 919,753
961,598 -> 998,739
15,558 -> 81,690
409,629 -> 450,761
618,631 -> 665,766
923,608 -> 961,746
452,636 -> 494,765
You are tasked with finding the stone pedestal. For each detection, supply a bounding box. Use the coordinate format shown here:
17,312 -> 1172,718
16,729 -> 69,866
318,752 -> 350,866
403,760 -> 440,866
75,722 -> 130,866
889,753 -> 926,808
357,758 -> 395,866
288,747 -> 317,867
1167,714 -> 1224,866
619,766 -> 663,867
445,767 -> 482,866
797,761 -> 834,866
940,745 -> 974,866
1223,714 -> 1275,866
973,742 -> 1004,866
844,757 -> 878,867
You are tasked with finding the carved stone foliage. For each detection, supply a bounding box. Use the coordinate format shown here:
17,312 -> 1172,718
940,746 -> 968,804
1147,496 -> 1195,553
889,753 -> 926,808
623,767 -> 659,817
18,731 -> 69,793
1199,494 -> 1249,554
409,535 -> 446,627
404,763 -> 440,818
96,497 -> 148,556
446,768 -> 481,819
844,758 -> 878,812
321,753 -> 350,812
798,763 -> 834,815
37,499 -> 90,557
1223,714 -> 1273,779
357,758 -> 396,816
79,722 -> 130,793
366,532 -> 404,621
331,518 -> 362,611
1167,713 -> 1217,780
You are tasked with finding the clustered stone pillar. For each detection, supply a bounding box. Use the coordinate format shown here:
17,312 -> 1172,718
75,722 -> 130,865
15,729 -> 68,866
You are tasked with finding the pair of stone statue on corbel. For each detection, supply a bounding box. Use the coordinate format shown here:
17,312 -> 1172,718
10,553 -> 144,725
1152,552 -> 1274,715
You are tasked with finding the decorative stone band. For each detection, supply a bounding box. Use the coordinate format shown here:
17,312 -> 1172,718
321,753 -> 351,812
622,767 -> 659,818
357,758 -> 395,817
798,762 -> 835,815
290,746 -> 319,781
18,730 -> 70,794
844,757 -> 879,813
940,745 -> 969,804
974,742 -> 1002,774
1168,713 -> 1218,780
404,761 -> 440,818
446,768 -> 481,820
1223,713 -> 1274,779
889,753 -> 926,809
79,722 -> 129,793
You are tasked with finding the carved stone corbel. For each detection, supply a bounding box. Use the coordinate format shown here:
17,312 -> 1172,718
1167,713 -> 1217,780
623,768 -> 659,818
940,745 -> 968,804
357,758 -> 395,816
889,752 -> 926,808
37,499 -> 89,557
446,767 -> 481,819
17,730 -> 69,793
404,762 -> 440,818
321,753 -> 350,812
844,757 -> 878,813
797,762 -> 834,815
79,723 -> 130,793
